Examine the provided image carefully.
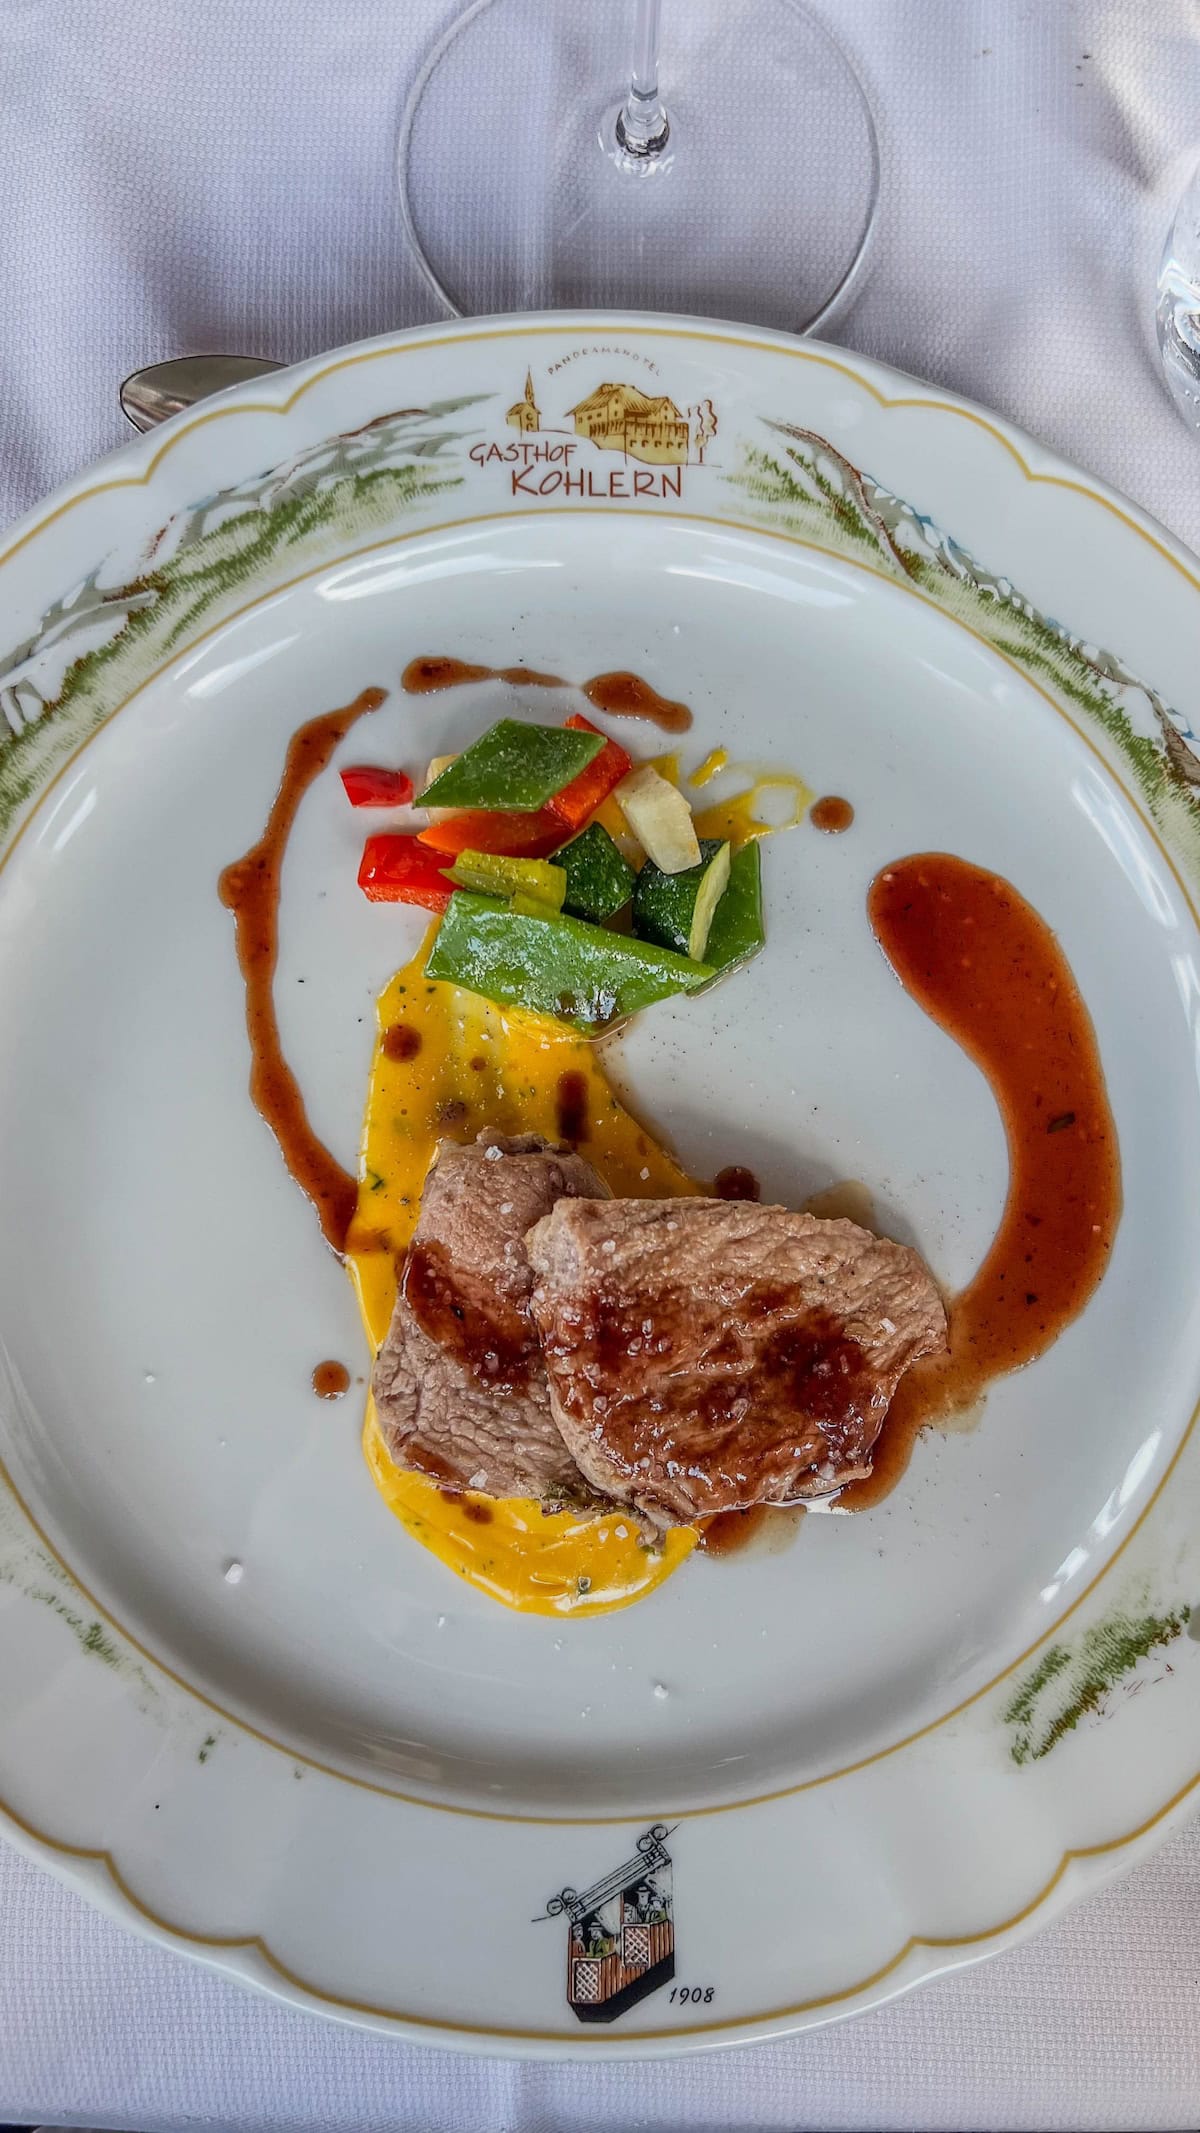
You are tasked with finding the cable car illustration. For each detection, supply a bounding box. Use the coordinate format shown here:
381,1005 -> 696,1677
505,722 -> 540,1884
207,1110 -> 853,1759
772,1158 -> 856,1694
540,1823 -> 676,2023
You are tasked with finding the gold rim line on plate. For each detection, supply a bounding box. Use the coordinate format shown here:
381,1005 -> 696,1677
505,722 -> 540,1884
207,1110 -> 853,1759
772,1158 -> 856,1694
2,321 -> 1198,595
3,1752 -> 1200,2044
1,501 -> 1198,1823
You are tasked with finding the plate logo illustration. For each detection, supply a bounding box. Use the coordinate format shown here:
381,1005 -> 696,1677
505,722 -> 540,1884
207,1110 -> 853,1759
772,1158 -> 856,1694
540,1823 -> 676,2023
470,369 -> 718,498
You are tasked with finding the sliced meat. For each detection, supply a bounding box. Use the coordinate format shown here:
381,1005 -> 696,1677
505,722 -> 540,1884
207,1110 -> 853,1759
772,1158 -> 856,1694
372,1132 -> 609,1504
525,1198 -> 947,1525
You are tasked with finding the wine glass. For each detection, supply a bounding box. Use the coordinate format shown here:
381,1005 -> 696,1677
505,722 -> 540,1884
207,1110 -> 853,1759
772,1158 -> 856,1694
398,0 -> 879,334
1157,154 -> 1200,429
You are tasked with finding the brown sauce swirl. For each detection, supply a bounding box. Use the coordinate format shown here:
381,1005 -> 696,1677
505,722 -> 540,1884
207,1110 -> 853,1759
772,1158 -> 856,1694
401,655 -> 692,733
402,656 -> 567,693
702,1505 -> 769,1555
582,671 -> 693,733
845,852 -> 1121,1506
218,687 -> 385,1253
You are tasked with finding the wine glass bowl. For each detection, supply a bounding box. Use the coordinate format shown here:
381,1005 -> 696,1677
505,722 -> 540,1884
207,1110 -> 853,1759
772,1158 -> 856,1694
1157,156 -> 1200,430
398,0 -> 879,333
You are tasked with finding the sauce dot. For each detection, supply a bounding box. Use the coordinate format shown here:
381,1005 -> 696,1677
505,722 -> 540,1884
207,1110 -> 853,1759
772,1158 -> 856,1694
714,1165 -> 761,1201
312,1360 -> 350,1399
583,671 -> 693,733
811,795 -> 855,833
556,1069 -> 589,1143
383,1024 -> 422,1061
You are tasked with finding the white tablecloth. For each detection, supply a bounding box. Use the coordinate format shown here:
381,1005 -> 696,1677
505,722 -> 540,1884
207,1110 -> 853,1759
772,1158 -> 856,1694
2,2 -> 1200,2126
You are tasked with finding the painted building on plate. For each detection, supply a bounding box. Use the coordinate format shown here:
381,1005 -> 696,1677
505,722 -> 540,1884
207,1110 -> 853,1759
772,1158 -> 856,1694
566,382 -> 690,465
506,371 -> 542,434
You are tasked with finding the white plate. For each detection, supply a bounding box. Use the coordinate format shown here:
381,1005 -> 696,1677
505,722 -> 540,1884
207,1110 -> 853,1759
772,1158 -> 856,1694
1,315 -> 1199,2053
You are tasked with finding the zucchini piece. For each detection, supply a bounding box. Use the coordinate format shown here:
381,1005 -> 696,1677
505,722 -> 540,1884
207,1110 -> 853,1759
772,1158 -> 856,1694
555,821 -> 636,922
615,764 -> 702,873
703,842 -> 766,976
446,849 -> 566,911
419,721 -> 603,811
425,892 -> 713,1030
632,839 -> 732,960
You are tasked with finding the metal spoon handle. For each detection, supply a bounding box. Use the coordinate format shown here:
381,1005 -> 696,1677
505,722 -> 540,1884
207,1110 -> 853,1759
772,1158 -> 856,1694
120,353 -> 284,431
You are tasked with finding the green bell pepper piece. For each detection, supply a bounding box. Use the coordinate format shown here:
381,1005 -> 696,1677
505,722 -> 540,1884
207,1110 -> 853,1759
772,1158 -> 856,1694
425,892 -> 713,1030
555,821 -> 636,922
418,720 -> 603,811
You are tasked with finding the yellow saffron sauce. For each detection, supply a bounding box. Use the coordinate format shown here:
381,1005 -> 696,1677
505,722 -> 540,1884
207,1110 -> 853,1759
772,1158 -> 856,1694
347,943 -> 699,1615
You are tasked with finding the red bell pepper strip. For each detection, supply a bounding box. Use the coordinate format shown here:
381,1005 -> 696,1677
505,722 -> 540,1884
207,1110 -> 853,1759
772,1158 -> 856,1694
358,834 -> 453,909
417,807 -> 566,859
546,715 -> 633,832
340,765 -> 415,808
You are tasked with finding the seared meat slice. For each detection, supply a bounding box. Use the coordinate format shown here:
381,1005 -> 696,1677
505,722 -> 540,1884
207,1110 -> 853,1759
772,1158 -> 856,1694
373,1133 -> 609,1503
525,1198 -> 947,1525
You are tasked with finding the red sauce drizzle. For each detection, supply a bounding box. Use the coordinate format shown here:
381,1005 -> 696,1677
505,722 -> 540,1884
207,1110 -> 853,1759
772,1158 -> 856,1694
401,656 -> 567,693
406,1442 -> 458,1484
218,688 -> 385,1253
811,795 -> 854,833
382,1023 -> 422,1061
312,1360 -> 350,1399
403,1239 -> 538,1393
401,655 -> 692,733
556,1069 -> 589,1143
439,1487 -> 494,1524
714,1165 -> 761,1201
582,671 -> 693,734
844,851 -> 1121,1506
702,1506 -> 769,1555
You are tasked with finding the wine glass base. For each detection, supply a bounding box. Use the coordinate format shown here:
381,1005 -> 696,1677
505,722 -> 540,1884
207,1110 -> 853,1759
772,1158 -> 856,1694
398,0 -> 879,334
601,101 -> 679,181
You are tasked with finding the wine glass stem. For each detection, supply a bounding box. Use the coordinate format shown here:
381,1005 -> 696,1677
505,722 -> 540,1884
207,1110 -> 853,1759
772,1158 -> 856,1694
616,0 -> 670,157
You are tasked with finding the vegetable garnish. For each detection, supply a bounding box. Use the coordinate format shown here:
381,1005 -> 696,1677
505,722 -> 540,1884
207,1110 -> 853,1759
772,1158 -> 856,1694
546,714 -> 633,831
350,695 -> 804,1020
418,720 -> 604,812
556,821 -> 637,922
357,834 -> 453,910
615,763 -> 703,874
702,843 -> 765,974
446,850 -> 567,913
417,807 -> 567,859
633,838 -> 732,961
340,765 -> 415,808
426,892 -> 713,1031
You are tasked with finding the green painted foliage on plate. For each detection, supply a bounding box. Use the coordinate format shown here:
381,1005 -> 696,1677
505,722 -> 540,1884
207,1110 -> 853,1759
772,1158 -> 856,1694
726,426 -> 1200,885
0,402 -> 483,844
1002,1599 -> 1191,1764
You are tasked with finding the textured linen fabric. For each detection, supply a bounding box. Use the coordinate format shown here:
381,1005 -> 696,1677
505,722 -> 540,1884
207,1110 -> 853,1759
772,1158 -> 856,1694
2,1 -> 1200,2126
